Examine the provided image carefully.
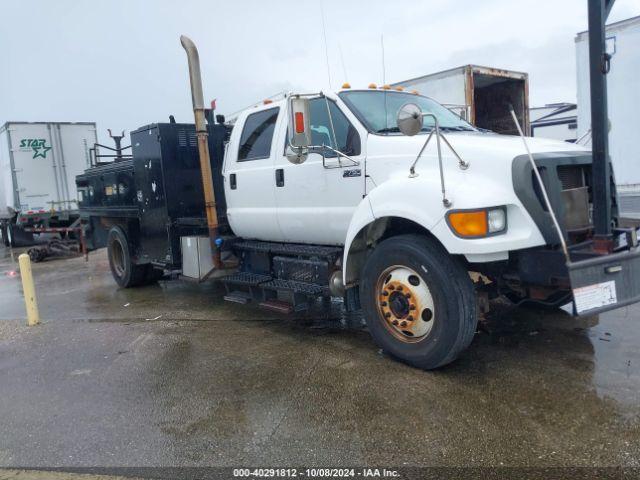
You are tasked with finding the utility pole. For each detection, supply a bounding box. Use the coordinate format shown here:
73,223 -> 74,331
588,0 -> 616,250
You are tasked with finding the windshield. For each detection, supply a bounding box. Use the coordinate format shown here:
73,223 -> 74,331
339,90 -> 475,134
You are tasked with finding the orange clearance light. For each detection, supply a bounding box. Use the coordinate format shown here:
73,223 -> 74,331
411,90 -> 420,95
447,210 -> 488,238
295,112 -> 305,134
395,86 -> 404,91
368,83 -> 377,89
342,82 -> 351,89
263,99 -> 273,105
381,84 -> 391,90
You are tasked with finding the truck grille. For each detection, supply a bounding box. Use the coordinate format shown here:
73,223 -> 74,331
557,165 -> 586,190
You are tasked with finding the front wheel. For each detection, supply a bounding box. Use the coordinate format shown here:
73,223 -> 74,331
360,234 -> 477,370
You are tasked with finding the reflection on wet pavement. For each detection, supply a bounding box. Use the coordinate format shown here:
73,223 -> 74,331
0,246 -> 638,467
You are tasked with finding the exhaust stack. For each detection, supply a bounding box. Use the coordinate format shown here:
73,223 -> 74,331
180,35 -> 221,269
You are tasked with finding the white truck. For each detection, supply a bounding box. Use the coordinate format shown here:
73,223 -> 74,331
80,25 -> 640,370
0,121 -> 97,246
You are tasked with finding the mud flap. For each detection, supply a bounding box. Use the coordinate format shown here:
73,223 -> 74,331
568,247 -> 640,316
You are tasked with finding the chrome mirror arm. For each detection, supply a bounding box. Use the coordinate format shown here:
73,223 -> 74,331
319,144 -> 359,168
286,140 -> 359,168
407,113 -> 469,207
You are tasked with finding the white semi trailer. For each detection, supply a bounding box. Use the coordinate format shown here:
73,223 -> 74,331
576,15 -> 640,216
0,121 -> 97,246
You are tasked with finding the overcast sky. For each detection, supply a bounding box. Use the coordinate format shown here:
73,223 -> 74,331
1,0 -> 639,143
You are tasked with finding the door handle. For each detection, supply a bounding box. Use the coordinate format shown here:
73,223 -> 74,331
275,168 -> 285,187
230,173 -> 237,190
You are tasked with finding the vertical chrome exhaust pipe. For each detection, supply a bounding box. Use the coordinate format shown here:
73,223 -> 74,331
180,35 -> 221,269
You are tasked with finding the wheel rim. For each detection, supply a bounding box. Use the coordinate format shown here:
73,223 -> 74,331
111,239 -> 126,278
375,265 -> 435,343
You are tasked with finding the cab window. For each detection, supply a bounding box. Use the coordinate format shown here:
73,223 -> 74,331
238,107 -> 279,161
285,99 -> 360,158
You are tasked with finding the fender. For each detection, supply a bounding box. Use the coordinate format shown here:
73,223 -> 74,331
342,175 -> 446,285
342,171 -> 547,285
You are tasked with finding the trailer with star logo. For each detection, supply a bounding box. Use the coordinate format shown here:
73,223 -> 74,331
0,121 -> 97,247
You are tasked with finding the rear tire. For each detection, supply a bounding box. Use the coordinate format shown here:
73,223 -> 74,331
360,234 -> 477,370
107,226 -> 146,288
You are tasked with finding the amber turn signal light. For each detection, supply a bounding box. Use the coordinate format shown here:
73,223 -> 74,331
447,207 -> 507,238
448,210 -> 488,237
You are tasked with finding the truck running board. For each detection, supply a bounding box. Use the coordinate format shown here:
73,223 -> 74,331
223,291 -> 253,304
258,300 -> 295,314
220,272 -> 272,286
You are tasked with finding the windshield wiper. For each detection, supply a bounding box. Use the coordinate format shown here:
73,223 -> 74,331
375,127 -> 401,134
439,126 -> 475,132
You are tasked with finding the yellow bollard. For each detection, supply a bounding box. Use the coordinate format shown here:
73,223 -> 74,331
18,253 -> 40,326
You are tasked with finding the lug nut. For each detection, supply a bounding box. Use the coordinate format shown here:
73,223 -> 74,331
382,291 -> 389,296
407,315 -> 413,322
381,301 -> 387,307
397,286 -> 403,291
400,321 -> 408,327
385,312 -> 391,319
409,305 -> 416,310
405,293 -> 411,299
392,320 -> 399,326
388,285 -> 395,290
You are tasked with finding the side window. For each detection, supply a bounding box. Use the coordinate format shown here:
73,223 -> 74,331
238,107 -> 279,162
307,99 -> 361,157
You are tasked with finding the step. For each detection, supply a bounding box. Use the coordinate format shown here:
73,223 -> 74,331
223,291 -> 254,304
219,272 -> 272,287
261,279 -> 330,296
234,240 -> 342,259
258,299 -> 295,314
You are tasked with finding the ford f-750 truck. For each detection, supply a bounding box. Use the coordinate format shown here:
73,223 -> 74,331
77,3 -> 640,369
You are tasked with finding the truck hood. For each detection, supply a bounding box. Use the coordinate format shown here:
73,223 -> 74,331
366,131 -> 590,167
364,131 -> 592,212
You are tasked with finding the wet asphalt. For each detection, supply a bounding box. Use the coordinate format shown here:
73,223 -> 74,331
0,245 -> 638,469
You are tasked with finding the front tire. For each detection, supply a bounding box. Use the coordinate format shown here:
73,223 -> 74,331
360,234 -> 477,370
107,226 -> 147,288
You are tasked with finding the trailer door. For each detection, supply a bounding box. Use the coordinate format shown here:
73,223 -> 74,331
7,123 -> 62,212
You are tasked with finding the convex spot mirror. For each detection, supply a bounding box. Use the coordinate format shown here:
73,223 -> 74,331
397,103 -> 424,136
285,144 -> 308,165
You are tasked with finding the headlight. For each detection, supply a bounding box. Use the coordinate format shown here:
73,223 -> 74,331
447,207 -> 507,238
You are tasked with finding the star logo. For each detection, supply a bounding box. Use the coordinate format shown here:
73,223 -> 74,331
31,144 -> 52,159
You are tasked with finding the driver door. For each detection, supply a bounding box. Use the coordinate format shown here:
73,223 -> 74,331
274,97 -> 366,245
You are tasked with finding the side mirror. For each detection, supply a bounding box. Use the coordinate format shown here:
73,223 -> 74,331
288,96 -> 312,148
397,103 -> 424,136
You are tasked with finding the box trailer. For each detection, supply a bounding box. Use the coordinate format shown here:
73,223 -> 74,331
576,15 -> 640,217
0,121 -> 97,246
393,65 -> 530,135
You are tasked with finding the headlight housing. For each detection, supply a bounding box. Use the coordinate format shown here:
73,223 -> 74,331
446,207 -> 507,238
